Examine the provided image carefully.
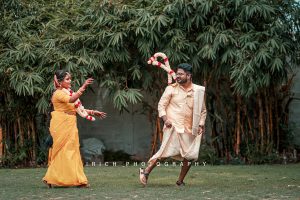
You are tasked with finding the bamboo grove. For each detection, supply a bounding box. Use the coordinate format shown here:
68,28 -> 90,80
0,0 -> 299,166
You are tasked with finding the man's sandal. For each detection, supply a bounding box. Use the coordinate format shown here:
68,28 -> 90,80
176,180 -> 186,187
139,168 -> 149,186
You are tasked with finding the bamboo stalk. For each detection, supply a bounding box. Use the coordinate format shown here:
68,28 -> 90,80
222,94 -> 230,158
17,117 -> 24,147
245,105 -> 254,141
0,126 -> 3,159
235,95 -> 241,156
5,121 -> 9,155
248,116 -> 254,141
27,122 -> 32,161
240,121 -> 245,161
31,120 -> 36,164
216,82 -> 225,157
14,123 -> 18,150
264,91 -> 270,152
258,92 -> 264,153
275,98 -> 280,151
270,102 -> 274,146
269,93 -> 274,153
2,123 -> 5,160
217,84 -> 225,157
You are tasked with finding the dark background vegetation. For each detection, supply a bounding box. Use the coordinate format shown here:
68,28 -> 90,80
0,0 -> 299,167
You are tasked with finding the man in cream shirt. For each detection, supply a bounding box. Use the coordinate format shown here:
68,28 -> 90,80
139,63 -> 207,187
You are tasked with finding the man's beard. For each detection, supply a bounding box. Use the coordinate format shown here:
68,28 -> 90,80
177,78 -> 187,84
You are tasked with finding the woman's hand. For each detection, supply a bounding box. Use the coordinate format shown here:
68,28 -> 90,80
93,111 -> 107,119
83,78 -> 94,89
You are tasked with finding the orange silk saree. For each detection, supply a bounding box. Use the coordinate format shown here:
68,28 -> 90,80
43,90 -> 88,186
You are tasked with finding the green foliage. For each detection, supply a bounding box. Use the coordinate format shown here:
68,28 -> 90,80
1,0 -> 299,111
0,0 -> 299,166
198,144 -> 219,165
242,144 -> 281,164
1,141 -> 30,167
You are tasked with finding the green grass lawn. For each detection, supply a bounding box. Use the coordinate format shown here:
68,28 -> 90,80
0,164 -> 299,199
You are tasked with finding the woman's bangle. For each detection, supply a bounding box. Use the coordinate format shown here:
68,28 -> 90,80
87,110 -> 94,115
79,87 -> 85,93
77,87 -> 85,96
76,90 -> 83,96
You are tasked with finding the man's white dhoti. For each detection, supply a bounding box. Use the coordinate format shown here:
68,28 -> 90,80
148,126 -> 202,164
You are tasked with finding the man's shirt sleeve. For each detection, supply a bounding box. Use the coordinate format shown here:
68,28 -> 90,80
158,86 -> 173,118
199,99 -> 207,126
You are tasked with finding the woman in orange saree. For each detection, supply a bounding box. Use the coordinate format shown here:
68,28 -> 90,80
43,70 -> 106,188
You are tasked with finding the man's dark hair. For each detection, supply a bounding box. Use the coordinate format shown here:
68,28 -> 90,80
177,63 -> 193,74
177,63 -> 192,74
